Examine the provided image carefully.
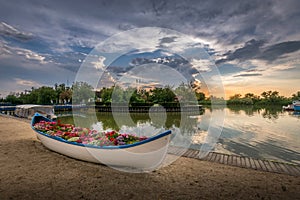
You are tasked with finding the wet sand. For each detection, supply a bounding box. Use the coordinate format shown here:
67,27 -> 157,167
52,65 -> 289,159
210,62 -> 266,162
0,115 -> 299,199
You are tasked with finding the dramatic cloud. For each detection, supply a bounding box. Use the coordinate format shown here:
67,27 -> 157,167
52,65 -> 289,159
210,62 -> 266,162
233,73 -> 262,77
14,78 -> 41,87
0,22 -> 33,41
258,41 -> 300,61
216,40 -> 300,64
216,39 -> 265,64
0,0 -> 299,97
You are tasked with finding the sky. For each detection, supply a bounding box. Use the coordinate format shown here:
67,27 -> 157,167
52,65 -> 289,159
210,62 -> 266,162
0,0 -> 299,99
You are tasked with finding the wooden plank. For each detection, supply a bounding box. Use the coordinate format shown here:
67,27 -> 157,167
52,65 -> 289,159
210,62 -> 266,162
182,150 -> 189,157
253,159 -> 262,170
244,157 -> 251,168
289,165 -> 300,176
223,155 -> 228,165
184,149 -> 192,157
232,155 -> 237,166
268,161 -> 280,173
258,160 -> 268,171
249,158 -> 257,170
263,160 -> 274,172
272,162 -> 286,174
227,155 -> 232,165
210,153 -> 217,162
204,152 -> 213,161
214,153 -> 222,163
192,150 -> 200,159
176,148 -> 186,156
219,154 -> 225,164
188,150 -> 195,158
240,157 -> 246,168
291,165 -> 300,174
285,165 -> 300,176
236,156 -> 241,166
277,163 -> 292,174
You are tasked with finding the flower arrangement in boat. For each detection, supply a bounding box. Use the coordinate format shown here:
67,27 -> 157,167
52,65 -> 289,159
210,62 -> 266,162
33,120 -> 148,146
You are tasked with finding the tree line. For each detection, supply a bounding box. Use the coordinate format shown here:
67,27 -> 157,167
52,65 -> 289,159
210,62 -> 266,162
1,82 -> 93,105
226,91 -> 300,106
1,82 -> 299,106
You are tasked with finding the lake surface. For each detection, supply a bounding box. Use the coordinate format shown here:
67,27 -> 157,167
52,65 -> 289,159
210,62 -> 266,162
58,106 -> 300,164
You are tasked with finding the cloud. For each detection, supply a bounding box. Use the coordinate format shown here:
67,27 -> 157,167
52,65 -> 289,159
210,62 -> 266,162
258,41 -> 300,61
233,73 -> 262,77
0,0 -> 300,97
216,40 -> 300,64
14,78 -> 41,87
216,39 -> 265,64
0,43 -> 48,65
0,22 -> 33,41
16,49 -> 47,64
92,56 -> 106,70
190,58 -> 213,72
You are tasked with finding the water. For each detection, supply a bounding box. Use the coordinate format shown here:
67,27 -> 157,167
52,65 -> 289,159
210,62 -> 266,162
57,106 -> 300,164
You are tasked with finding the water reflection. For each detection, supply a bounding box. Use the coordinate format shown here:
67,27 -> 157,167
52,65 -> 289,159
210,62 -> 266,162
58,106 -> 300,164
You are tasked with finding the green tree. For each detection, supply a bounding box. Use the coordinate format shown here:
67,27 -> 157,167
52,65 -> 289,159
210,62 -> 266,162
229,94 -> 242,100
100,87 -> 114,103
72,82 -> 94,104
261,90 -> 280,103
60,89 -> 72,104
5,94 -> 22,104
175,83 -> 197,103
36,86 -> 56,105
54,83 -> 67,104
292,91 -> 300,100
150,87 -> 176,103
196,92 -> 206,101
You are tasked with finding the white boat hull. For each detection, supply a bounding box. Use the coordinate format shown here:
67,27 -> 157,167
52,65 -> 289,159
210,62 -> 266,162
32,113 -> 171,171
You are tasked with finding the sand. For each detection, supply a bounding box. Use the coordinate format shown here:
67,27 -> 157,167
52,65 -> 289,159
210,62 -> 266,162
0,115 -> 299,200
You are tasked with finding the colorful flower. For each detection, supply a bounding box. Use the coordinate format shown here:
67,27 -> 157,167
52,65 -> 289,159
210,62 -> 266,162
34,121 -> 148,147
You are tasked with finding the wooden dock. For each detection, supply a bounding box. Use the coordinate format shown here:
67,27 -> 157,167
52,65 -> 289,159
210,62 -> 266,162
168,147 -> 300,177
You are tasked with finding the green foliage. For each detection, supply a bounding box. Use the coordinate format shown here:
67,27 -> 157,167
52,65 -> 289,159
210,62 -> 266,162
72,82 -> 94,104
227,91 -> 292,106
36,86 -> 56,104
291,91 -> 300,100
149,86 -> 176,103
2,81 -> 298,107
5,94 -> 22,104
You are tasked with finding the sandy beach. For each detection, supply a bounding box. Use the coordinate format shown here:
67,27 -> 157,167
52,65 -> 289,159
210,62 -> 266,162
0,115 -> 299,200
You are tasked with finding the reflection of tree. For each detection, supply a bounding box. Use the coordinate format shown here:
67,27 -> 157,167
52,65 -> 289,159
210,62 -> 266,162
59,111 -> 202,134
227,105 -> 262,116
261,107 -> 283,120
226,105 -> 283,119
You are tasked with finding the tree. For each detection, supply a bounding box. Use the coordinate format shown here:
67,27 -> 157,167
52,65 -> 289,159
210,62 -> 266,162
292,91 -> 300,100
244,93 -> 260,104
229,94 -> 242,100
261,90 -> 280,103
72,82 -> 94,104
60,90 -> 72,104
54,83 -> 67,104
150,87 -> 176,103
196,92 -> 206,101
5,94 -> 22,104
175,83 -> 197,103
36,86 -> 56,105
100,87 -> 114,103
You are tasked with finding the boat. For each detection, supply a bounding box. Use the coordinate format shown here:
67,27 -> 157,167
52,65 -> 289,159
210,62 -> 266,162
15,105 -> 57,120
282,104 -> 294,111
293,100 -> 300,111
283,100 -> 300,111
31,113 -> 172,171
